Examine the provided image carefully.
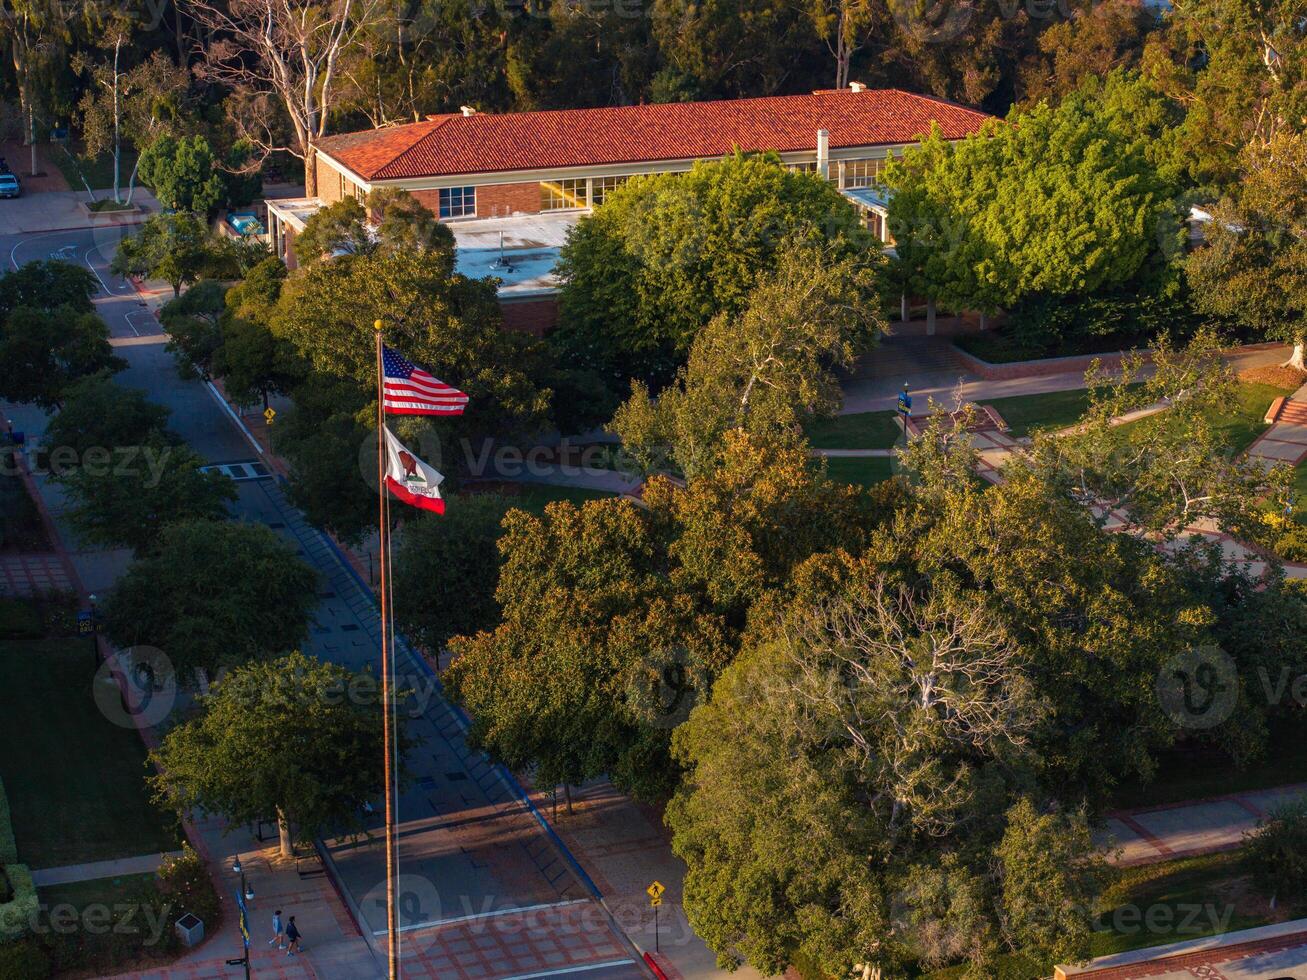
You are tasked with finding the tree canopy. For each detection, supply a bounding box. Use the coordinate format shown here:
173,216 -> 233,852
102,519 -> 318,681
150,651 -> 390,857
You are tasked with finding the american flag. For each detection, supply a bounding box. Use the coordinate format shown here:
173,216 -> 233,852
382,345 -> 469,416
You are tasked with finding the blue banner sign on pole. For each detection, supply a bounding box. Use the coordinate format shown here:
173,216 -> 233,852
897,392 -> 912,415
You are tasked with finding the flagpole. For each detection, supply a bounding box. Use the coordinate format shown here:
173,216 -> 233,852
375,320 -> 400,980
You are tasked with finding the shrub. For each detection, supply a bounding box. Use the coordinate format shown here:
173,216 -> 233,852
157,845 -> 220,928
1244,799 -> 1307,904
0,780 -> 17,866
0,865 -> 37,941
0,600 -> 42,641
0,938 -> 51,979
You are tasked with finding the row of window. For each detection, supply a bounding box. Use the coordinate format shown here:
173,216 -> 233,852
430,158 -> 895,219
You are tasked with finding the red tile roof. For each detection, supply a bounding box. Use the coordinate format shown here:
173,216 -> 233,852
317,89 -> 992,182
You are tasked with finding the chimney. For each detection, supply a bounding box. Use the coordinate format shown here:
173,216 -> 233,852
849,81 -> 867,93
460,105 -> 477,117
816,129 -> 830,180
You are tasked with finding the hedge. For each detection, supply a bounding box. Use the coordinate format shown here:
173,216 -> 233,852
0,865 -> 36,942
0,780 -> 16,867
0,937 -> 51,979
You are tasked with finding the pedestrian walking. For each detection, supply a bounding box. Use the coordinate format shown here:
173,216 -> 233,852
286,915 -> 302,956
270,909 -> 285,949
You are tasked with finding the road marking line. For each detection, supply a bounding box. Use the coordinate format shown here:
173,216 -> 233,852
494,959 -> 637,980
370,898 -> 591,935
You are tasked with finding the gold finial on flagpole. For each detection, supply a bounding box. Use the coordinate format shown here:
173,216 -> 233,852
374,318 -> 383,332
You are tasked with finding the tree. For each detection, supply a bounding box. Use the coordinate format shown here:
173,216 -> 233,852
41,376 -> 170,462
1025,333 -> 1289,539
807,0 -> 875,89
102,519 -> 318,680
996,799 -> 1103,968
0,260 -> 97,318
391,496 -> 509,655
213,315 -> 305,410
161,279 -> 228,379
0,0 -> 68,176
184,0 -> 381,196
111,212 -> 218,297
75,48 -> 192,205
554,152 -> 871,382
1243,800 -> 1307,907
0,308 -> 122,409
611,240 -> 884,478
137,134 -> 227,214
294,196 -> 372,263
445,434 -> 888,802
150,651 -> 389,857
1017,0 -> 1157,104
1185,131 -> 1307,367
885,97 -> 1176,316
58,443 -> 237,553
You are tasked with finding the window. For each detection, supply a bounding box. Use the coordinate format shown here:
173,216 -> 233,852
540,177 -> 589,211
843,159 -> 885,188
439,186 -> 476,218
786,161 -> 819,174
591,175 -> 629,207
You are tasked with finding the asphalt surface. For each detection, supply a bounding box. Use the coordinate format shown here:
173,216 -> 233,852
2,224 -> 647,980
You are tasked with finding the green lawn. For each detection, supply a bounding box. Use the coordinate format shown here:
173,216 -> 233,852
1207,381 -> 1294,455
920,851 -> 1277,979
820,456 -> 896,488
52,143 -> 140,193
804,411 -> 902,450
981,384 -> 1146,438
0,635 -> 181,868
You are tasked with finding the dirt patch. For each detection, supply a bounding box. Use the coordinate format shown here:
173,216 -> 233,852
1239,364 -> 1307,389
0,139 -> 71,192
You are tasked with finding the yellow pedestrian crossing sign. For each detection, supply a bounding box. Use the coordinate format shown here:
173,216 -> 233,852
647,881 -> 665,901
264,407 -> 276,425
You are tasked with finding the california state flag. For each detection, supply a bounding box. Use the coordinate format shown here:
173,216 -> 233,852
383,426 -> 445,514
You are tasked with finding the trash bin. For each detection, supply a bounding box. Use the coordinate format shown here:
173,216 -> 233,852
175,913 -> 204,947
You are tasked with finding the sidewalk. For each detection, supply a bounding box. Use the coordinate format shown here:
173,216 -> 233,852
31,851 -> 185,887
0,187 -> 159,236
1098,784 -> 1307,867
1247,380 -> 1307,466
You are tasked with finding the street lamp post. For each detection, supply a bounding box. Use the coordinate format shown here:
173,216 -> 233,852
900,383 -> 911,449
88,594 -> 98,667
229,858 -> 254,980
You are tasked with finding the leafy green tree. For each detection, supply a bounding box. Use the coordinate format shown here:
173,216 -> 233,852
58,443 -> 237,554
213,315 -> 306,410
1025,333 -> 1287,539
41,376 -> 170,462
271,245 -> 550,444
996,799 -> 1103,968
392,496 -> 510,654
294,196 -> 372,263
111,213 -> 219,297
611,241 -> 884,477
0,261 -> 97,318
554,152 -> 871,381
446,434 -> 886,802
0,308 -> 122,409
1017,0 -> 1156,104
150,651 -> 389,858
294,189 -> 454,266
137,134 -> 227,214
1243,799 -> 1307,907
225,256 -> 288,325
1185,131 -> 1307,367
161,280 -> 228,379
885,96 -> 1176,316
102,519 -> 318,680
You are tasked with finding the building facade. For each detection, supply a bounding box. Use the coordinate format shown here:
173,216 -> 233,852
266,85 -> 992,334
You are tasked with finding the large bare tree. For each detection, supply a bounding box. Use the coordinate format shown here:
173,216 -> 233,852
183,0 -> 380,196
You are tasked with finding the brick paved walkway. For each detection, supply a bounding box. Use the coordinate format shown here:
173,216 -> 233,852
1057,920 -> 1307,978
1247,383 -> 1307,466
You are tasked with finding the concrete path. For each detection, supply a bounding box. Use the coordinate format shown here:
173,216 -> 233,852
1247,381 -> 1307,466
0,187 -> 159,236
31,850 -> 185,887
841,337 -> 1293,414
0,552 -> 74,597
1057,919 -> 1307,979
1097,785 -> 1307,867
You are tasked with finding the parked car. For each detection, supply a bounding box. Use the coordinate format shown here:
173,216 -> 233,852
0,173 -> 20,199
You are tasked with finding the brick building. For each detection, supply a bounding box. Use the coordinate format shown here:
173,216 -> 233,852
266,85 -> 992,334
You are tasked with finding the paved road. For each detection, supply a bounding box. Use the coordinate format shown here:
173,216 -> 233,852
3,226 -> 648,980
